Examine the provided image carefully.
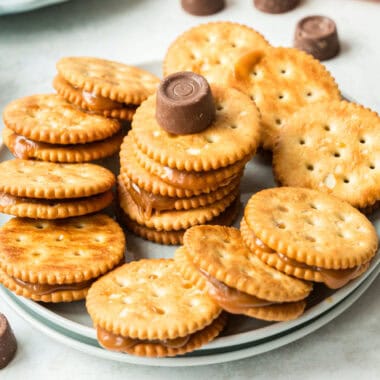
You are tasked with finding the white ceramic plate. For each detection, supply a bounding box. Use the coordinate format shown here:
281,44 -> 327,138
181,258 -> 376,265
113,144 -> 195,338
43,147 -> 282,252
1,131 -> 379,353
1,265 -> 379,367
0,60 -> 379,365
0,0 -> 69,15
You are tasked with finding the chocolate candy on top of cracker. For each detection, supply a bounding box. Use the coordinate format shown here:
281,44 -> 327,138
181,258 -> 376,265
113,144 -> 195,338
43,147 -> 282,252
156,72 -> 215,135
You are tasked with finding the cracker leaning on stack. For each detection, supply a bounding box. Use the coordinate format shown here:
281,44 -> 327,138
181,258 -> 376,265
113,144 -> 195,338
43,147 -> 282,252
175,225 -> 312,321
164,22 -> 341,151
54,57 -> 160,122
163,21 -> 271,85
118,71 -> 261,244
273,101 -> 380,212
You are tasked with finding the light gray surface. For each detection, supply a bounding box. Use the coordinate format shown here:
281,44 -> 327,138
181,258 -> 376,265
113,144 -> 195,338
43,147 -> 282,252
0,0 -> 380,378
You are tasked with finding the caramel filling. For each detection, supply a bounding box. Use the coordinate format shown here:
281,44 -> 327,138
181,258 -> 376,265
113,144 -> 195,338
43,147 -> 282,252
127,179 -> 239,219
12,276 -> 93,296
6,132 -> 41,160
252,232 -> 365,289
0,191 -> 109,207
57,75 -> 126,111
128,181 -> 178,218
97,326 -> 190,352
199,269 -> 274,314
158,165 -> 240,190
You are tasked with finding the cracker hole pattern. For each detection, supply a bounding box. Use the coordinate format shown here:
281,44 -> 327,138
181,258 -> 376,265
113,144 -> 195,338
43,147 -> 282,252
360,138 -> 366,144
324,125 -> 330,131
306,164 -> 314,171
299,139 -> 306,145
333,152 -> 341,158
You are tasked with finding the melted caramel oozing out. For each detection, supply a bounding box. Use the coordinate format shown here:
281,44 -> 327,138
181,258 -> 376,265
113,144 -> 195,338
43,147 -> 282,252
7,132 -> 41,159
199,269 -> 274,314
128,181 -> 177,218
81,90 -> 125,111
57,75 -> 126,111
97,326 -> 190,352
12,277 -> 93,296
252,231 -> 365,289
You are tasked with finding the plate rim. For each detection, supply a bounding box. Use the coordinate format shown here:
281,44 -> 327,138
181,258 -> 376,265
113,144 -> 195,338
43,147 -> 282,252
1,265 -> 378,367
15,252 -> 380,350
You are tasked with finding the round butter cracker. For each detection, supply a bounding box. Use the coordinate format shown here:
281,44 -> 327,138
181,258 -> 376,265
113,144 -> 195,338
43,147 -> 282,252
273,100 -> 380,209
0,159 -> 115,199
118,178 -> 238,231
0,214 -> 125,284
183,225 -> 312,302
163,21 -> 270,85
232,47 -> 340,150
132,85 -> 260,171
3,127 -> 122,163
86,259 -> 221,340
3,94 -> 120,144
244,187 -> 378,269
0,190 -> 113,219
56,57 -> 160,105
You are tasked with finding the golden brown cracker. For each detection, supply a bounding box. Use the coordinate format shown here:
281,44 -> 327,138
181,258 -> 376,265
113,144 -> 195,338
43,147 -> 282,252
56,57 -> 160,105
118,196 -> 240,245
3,127 -> 122,163
119,135 -> 228,198
0,159 -> 115,199
132,84 -> 260,171
183,225 -> 312,302
134,139 -> 246,190
101,313 -> 227,357
175,246 -> 307,321
240,218 -> 370,288
120,174 -> 240,216
0,190 -> 113,219
3,94 -> 121,144
232,47 -> 341,150
118,177 -> 238,231
86,259 -> 221,340
0,268 -> 89,303
163,21 -> 270,85
53,75 -> 137,121
0,214 -> 125,283
273,100 -> 380,209
244,187 -> 378,269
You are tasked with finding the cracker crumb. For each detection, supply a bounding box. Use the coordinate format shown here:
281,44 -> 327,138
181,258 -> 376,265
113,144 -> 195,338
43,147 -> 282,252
324,173 -> 336,189
187,148 -> 201,155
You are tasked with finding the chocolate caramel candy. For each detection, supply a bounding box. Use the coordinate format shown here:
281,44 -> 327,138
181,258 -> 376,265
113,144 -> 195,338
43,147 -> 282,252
294,16 -> 340,60
181,0 -> 225,16
254,0 -> 299,14
0,313 -> 17,369
156,72 -> 215,135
